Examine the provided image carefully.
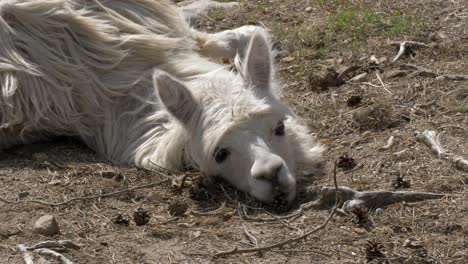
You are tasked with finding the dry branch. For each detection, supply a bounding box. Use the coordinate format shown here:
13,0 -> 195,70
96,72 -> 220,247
416,130 -> 468,172
26,240 -> 82,251
302,186 -> 444,212
348,72 -> 368,83
391,41 -> 429,63
390,64 -> 468,81
0,178 -> 170,206
435,75 -> 468,81
17,240 -> 81,264
17,244 -> 34,264
191,202 -> 227,216
379,136 -> 395,151
237,204 -> 258,247
34,248 -> 74,264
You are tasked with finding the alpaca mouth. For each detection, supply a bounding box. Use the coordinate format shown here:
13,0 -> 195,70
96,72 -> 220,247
271,184 -> 292,206
271,191 -> 291,212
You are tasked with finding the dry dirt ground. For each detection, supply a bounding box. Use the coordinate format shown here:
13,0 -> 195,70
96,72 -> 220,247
1,0 -> 467,263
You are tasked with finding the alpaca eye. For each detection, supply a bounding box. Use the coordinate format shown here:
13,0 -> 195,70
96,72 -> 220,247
274,121 -> 285,136
214,148 -> 230,163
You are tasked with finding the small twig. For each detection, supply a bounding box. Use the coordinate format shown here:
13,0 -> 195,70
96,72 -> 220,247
17,244 -> 34,264
17,240 -> 81,264
348,72 -> 368,83
0,178 -> 170,206
213,161 -> 340,258
392,64 -> 467,81
359,82 -> 381,88
271,249 -> 331,257
391,148 -> 408,159
337,65 -> 362,82
240,207 -> 302,222
391,41 -> 429,63
191,202 -> 227,216
34,248 -> 74,264
435,75 -> 468,81
376,73 -> 393,95
342,163 -> 364,174
379,136 -> 395,151
26,240 -> 82,251
259,208 -> 303,233
237,204 -> 258,247
304,186 -> 444,212
416,130 -> 468,172
158,217 -> 179,225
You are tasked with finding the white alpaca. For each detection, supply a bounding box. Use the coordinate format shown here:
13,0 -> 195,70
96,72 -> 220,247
0,0 -> 323,203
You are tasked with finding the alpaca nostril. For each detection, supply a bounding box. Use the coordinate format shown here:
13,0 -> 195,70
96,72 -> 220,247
272,163 -> 283,181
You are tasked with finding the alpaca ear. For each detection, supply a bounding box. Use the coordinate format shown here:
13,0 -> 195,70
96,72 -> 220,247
244,33 -> 272,91
153,71 -> 197,125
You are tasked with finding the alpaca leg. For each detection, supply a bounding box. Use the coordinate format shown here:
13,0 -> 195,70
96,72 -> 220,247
178,0 -> 239,21
194,25 -> 270,60
0,128 -> 48,151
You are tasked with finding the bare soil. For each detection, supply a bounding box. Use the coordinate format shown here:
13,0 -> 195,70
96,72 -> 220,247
1,0 -> 467,263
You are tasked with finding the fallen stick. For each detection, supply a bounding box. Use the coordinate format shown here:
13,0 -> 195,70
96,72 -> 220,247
337,65 -> 362,82
17,244 -> 34,264
391,41 -> 430,63
191,202 -> 226,216
34,248 -> 74,264
17,240 -> 81,264
435,75 -> 468,81
416,130 -> 468,172
213,161 -> 340,258
387,64 -> 467,82
376,73 -> 393,95
0,178 -> 170,206
379,136 -> 395,151
26,240 -> 82,251
237,204 -> 258,247
348,72 -> 368,83
302,186 -> 444,212
310,186 -> 445,212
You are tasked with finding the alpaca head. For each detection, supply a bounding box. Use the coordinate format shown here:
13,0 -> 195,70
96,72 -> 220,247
154,33 -> 322,204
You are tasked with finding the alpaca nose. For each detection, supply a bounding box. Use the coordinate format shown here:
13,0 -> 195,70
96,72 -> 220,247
251,156 -> 284,181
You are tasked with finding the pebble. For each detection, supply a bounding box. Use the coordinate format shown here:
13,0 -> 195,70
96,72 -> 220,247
33,215 -> 60,236
305,7 -> 313,13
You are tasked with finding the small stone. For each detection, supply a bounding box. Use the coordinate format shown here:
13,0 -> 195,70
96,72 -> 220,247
305,7 -> 313,13
369,55 -> 379,65
33,215 -> 60,236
